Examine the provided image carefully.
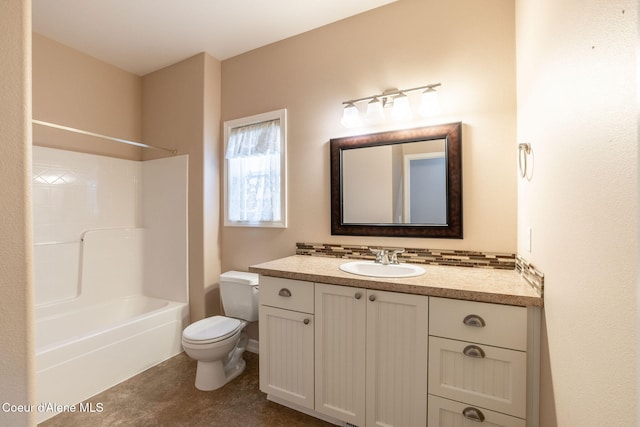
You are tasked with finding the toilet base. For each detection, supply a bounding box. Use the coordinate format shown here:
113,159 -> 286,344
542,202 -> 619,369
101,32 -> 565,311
194,334 -> 248,391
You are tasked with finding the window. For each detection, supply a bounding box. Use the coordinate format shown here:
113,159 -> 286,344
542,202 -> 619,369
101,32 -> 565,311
223,109 -> 287,227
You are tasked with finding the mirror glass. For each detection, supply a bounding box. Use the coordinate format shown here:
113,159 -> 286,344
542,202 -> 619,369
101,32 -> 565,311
342,139 -> 447,225
330,122 -> 462,238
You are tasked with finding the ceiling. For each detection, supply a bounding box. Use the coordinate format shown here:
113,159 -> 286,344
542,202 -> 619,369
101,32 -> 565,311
32,0 -> 397,76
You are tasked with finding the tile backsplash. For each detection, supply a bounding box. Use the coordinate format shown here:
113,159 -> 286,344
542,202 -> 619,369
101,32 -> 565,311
296,242 -> 516,269
515,255 -> 545,296
296,242 -> 544,294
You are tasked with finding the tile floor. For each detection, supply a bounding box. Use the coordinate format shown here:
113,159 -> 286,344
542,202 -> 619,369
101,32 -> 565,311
39,352 -> 334,427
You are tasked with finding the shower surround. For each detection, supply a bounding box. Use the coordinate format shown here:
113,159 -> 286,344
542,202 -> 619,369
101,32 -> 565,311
32,146 -> 189,423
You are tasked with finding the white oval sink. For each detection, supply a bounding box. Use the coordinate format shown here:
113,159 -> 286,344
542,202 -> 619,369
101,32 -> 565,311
339,261 -> 425,278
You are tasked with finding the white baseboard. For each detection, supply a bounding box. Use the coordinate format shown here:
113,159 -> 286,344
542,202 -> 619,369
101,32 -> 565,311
246,338 -> 259,354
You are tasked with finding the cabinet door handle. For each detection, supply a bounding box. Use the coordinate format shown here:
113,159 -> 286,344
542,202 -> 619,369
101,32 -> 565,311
278,288 -> 292,297
354,292 -> 362,300
303,318 -> 310,325
462,406 -> 485,422
463,314 -> 486,328
463,345 -> 486,359
369,294 -> 376,302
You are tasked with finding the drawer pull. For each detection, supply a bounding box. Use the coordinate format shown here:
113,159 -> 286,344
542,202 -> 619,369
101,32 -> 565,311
303,318 -> 310,325
463,314 -> 486,328
462,406 -> 485,422
463,345 -> 486,359
369,294 -> 377,302
278,288 -> 292,297
354,292 -> 362,300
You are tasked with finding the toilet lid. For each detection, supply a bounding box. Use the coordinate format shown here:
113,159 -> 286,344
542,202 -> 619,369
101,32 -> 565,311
182,316 -> 243,343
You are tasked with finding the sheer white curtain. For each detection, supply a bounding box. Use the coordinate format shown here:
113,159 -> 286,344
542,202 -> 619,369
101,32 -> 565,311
225,119 -> 281,223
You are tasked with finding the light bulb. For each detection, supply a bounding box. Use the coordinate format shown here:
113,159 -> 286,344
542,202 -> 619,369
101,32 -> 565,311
365,97 -> 385,124
391,92 -> 412,121
419,87 -> 440,117
341,102 -> 362,128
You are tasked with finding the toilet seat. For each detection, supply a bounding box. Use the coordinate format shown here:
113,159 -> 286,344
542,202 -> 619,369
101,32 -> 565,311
182,316 -> 243,345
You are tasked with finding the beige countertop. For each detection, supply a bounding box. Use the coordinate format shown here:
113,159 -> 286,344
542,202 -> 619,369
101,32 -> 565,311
249,255 -> 543,307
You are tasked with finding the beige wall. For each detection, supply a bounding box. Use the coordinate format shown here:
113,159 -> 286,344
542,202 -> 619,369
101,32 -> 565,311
203,54 -> 224,317
142,53 -> 223,321
220,0 -> 518,272
516,0 -> 638,425
32,34 -> 143,160
0,0 -> 35,425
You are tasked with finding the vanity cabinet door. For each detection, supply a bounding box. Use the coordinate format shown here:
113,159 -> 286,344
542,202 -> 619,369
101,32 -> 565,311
315,285 -> 429,427
366,290 -> 428,427
259,305 -> 315,409
314,283 -> 366,426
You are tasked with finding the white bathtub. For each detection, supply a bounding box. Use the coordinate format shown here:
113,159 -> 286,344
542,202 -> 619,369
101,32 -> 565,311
35,295 -> 188,423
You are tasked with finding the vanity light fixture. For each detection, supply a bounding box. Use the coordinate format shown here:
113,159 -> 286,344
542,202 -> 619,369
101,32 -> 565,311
366,97 -> 385,124
340,102 -> 362,128
341,83 -> 441,128
419,86 -> 440,116
390,92 -> 412,121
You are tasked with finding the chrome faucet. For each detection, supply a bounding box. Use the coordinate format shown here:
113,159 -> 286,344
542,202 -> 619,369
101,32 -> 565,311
371,248 -> 405,265
371,248 -> 388,264
389,248 -> 405,264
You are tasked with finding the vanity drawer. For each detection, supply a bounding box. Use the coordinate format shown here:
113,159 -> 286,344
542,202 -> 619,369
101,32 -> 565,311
429,297 -> 527,350
259,276 -> 314,314
428,395 -> 525,427
428,336 -> 527,418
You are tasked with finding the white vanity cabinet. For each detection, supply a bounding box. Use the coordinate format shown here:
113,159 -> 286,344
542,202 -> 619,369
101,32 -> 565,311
259,276 -> 315,409
314,283 -> 428,427
257,274 -> 539,427
428,297 -> 540,427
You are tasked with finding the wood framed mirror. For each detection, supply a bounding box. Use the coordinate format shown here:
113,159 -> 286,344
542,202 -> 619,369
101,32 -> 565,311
330,122 -> 462,238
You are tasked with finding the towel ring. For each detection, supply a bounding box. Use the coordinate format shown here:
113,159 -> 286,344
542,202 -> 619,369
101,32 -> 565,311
518,143 -> 531,178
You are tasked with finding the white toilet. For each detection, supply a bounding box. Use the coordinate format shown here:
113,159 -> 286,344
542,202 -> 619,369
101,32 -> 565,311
181,271 -> 259,391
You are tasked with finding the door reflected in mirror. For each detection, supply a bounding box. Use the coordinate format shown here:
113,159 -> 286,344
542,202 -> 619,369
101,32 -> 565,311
330,122 -> 462,238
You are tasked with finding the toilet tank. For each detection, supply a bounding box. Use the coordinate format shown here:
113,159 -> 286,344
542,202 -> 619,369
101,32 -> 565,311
220,271 -> 259,322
